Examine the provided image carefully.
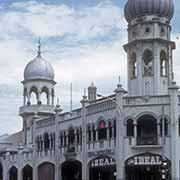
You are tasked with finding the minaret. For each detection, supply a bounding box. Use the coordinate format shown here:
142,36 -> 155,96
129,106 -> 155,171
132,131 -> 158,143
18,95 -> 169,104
19,41 -> 56,146
124,0 -> 175,96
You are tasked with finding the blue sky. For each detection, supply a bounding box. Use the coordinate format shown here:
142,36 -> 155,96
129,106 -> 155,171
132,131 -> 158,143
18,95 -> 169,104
0,0 -> 180,135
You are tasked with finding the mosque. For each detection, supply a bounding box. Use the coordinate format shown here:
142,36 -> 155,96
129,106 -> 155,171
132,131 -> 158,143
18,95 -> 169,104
0,0 -> 179,180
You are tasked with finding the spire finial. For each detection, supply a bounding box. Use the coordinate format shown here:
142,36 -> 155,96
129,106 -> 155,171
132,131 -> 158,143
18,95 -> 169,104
118,76 -> 121,85
37,38 -> 41,57
117,75 -> 122,88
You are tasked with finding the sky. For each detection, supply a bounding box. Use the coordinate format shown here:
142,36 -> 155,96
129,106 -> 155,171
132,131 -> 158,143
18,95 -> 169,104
0,0 -> 180,135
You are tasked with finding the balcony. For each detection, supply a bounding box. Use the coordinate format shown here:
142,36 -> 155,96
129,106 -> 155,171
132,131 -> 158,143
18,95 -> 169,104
137,136 -> 158,146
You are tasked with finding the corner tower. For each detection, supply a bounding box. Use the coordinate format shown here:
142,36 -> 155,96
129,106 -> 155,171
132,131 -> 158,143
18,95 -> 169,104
19,42 -> 56,145
124,0 -> 175,96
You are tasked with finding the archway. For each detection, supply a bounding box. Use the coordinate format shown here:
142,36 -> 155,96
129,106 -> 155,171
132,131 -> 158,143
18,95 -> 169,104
89,156 -> 116,180
9,166 -> 18,180
125,153 -> 171,180
22,165 -> 33,180
61,160 -> 82,180
38,162 -> 55,180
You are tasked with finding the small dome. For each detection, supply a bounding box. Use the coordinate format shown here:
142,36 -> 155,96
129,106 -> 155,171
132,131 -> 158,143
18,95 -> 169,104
24,54 -> 54,81
124,0 -> 174,23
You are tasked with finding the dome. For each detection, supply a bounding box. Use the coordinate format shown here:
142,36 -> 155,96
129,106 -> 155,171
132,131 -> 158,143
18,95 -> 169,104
24,54 -> 55,81
124,0 -> 174,23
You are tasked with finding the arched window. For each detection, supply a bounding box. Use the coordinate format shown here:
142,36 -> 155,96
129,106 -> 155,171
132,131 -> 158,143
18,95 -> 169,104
130,52 -> 137,79
41,87 -> 49,105
98,120 -> 107,140
30,86 -> 38,105
68,127 -> 75,146
22,165 -> 33,180
113,120 -> 116,138
143,49 -> 153,76
44,133 -> 50,150
160,50 -> 168,76
137,115 -> 157,145
60,132 -> 63,147
36,136 -> 40,151
87,125 -> 91,142
9,166 -> 18,180
126,119 -> 134,137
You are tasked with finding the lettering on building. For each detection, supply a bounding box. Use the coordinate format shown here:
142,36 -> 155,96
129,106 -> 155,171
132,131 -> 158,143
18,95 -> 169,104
90,157 -> 115,168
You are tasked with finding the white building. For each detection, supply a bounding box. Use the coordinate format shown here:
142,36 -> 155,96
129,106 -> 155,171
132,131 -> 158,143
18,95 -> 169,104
0,0 -> 179,180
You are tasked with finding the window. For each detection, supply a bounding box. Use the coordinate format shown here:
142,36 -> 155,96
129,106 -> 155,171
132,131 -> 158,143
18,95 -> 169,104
109,121 -> 113,138
68,127 -> 75,146
77,129 -> 80,144
160,50 -> 168,76
126,119 -> 134,137
60,133 -> 63,147
92,125 -> 96,141
143,49 -> 153,76
98,120 -> 107,140
160,27 -> 165,35
160,118 -> 168,136
44,133 -> 50,150
88,125 -> 91,142
130,52 -> 137,79
113,120 -> 116,138
145,27 -> 150,34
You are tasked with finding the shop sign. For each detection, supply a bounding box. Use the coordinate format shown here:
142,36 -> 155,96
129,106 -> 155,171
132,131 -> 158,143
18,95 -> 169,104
90,157 -> 115,168
127,154 -> 162,166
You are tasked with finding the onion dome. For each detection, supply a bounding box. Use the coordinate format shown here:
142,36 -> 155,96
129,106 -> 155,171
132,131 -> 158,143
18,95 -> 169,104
124,0 -> 174,23
24,42 -> 54,81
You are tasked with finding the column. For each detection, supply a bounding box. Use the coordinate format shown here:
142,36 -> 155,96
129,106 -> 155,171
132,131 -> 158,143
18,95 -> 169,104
27,94 -> 31,105
33,166 -> 37,180
134,121 -> 137,146
37,91 -> 41,105
95,126 -> 98,142
157,119 -> 161,145
23,95 -> 26,105
55,164 -> 59,180
52,95 -> 55,106
80,93 -> 89,180
18,169 -> 22,180
114,82 -> 127,180
47,94 -> 50,105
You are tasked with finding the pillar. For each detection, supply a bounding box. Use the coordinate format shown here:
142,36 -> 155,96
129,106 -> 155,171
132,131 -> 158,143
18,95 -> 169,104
114,82 -> 127,180
80,92 -> 89,180
134,121 -> 137,146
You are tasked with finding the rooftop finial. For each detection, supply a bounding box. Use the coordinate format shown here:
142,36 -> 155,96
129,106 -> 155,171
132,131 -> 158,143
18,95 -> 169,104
37,38 -> 41,57
118,76 -> 121,84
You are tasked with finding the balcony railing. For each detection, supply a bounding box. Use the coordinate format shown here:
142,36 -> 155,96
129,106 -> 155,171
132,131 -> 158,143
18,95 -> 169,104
137,136 -> 158,145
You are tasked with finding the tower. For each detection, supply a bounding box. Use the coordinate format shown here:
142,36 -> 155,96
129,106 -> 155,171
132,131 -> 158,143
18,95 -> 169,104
124,0 -> 175,96
88,82 -> 97,102
19,42 -> 56,146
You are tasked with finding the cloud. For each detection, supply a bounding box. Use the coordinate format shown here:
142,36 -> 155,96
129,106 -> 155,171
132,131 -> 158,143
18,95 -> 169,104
0,0 -> 126,135
1,0 -> 180,136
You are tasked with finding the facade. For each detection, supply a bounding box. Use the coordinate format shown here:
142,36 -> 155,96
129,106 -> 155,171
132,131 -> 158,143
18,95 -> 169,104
0,0 -> 179,180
